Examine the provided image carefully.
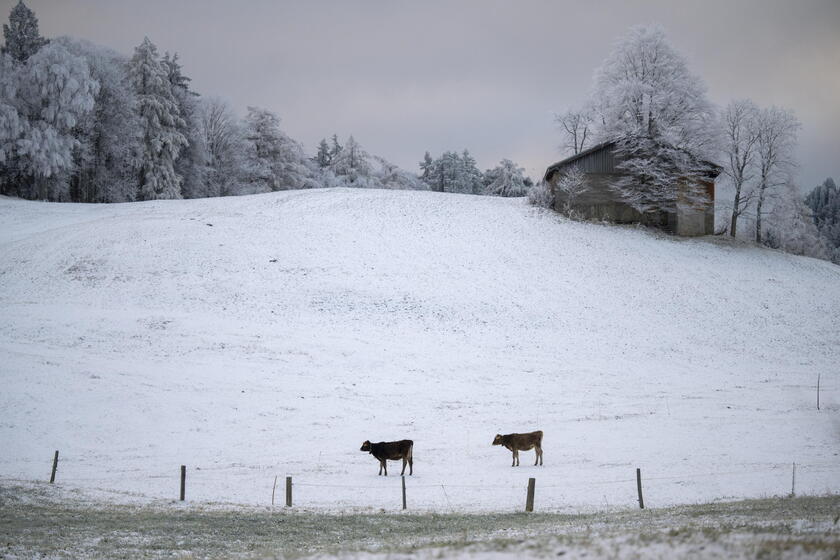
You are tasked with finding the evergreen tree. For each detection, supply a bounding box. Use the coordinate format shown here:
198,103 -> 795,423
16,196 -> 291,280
2,1 -> 48,64
243,106 -> 312,192
459,149 -> 483,194
314,138 -> 331,168
805,177 -> 840,263
128,37 -> 187,200
163,52 -> 208,198
422,150 -> 484,194
419,151 -> 433,183
329,134 -> 342,162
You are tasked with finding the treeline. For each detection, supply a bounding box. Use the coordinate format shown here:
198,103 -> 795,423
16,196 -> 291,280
0,2 -> 530,203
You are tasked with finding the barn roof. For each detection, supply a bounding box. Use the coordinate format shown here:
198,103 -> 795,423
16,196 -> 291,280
543,141 -> 614,182
543,140 -> 723,183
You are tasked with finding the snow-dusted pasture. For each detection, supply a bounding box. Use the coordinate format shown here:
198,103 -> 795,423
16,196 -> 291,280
1,189 -> 838,512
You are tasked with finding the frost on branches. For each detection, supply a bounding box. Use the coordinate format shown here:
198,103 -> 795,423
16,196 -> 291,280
129,37 -> 187,201
11,42 -> 98,199
483,159 -> 529,197
243,107 -> 315,193
590,24 -> 718,215
553,165 -> 588,216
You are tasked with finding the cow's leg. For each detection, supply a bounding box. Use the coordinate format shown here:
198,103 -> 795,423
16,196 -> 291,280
378,460 -> 383,476
534,446 -> 540,466
383,459 -> 388,476
539,446 -> 544,466
401,457 -> 407,476
408,455 -> 413,475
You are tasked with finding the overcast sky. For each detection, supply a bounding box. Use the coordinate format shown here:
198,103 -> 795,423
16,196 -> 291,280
8,0 -> 840,188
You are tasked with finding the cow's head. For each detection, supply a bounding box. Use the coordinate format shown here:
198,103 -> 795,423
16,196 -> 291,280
492,434 -> 503,446
360,440 -> 372,452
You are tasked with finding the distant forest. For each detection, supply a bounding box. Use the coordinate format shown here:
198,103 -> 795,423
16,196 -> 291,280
0,2 -> 532,204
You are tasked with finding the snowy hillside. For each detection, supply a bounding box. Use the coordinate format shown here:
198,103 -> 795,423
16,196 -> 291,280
1,189 -> 838,512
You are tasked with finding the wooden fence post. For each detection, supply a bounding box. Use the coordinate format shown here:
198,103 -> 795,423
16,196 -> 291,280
636,468 -> 644,509
285,476 -> 292,507
402,475 -> 407,510
180,465 -> 186,501
271,475 -> 278,506
525,478 -> 535,512
817,373 -> 820,411
49,450 -> 59,484
791,462 -> 796,497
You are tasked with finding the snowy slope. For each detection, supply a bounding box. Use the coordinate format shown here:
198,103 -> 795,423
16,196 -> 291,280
1,189 -> 838,512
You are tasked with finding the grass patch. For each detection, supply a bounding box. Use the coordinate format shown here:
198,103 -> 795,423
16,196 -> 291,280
2,483 -> 838,558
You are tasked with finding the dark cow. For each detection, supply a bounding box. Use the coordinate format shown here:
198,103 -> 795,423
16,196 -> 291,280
360,439 -> 413,476
492,430 -> 543,466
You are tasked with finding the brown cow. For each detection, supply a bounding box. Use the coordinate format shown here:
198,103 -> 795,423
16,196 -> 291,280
492,431 -> 543,466
360,439 -> 413,476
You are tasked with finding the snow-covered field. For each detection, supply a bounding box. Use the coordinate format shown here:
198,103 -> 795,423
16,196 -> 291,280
1,188 -> 838,512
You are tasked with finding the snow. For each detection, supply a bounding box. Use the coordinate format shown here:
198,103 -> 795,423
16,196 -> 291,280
0,188 -> 838,512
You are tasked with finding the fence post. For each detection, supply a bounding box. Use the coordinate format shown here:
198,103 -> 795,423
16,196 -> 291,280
817,373 -> 820,411
285,476 -> 292,507
402,475 -> 407,510
636,468 -> 644,509
49,450 -> 59,484
525,478 -> 535,512
791,462 -> 796,497
180,465 -> 186,501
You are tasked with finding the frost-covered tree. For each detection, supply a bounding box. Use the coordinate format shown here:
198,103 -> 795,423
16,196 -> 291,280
459,150 -> 483,194
58,37 -> 140,202
763,181 -> 830,260
314,138 -> 331,168
590,24 -> 719,214
128,37 -> 187,200
243,106 -> 313,192
555,108 -> 592,156
374,156 -> 426,190
483,159 -> 529,197
721,99 -> 760,237
13,42 -> 98,199
2,1 -> 48,63
527,180 -> 553,209
199,97 -> 248,197
163,52 -> 208,198
0,54 -> 21,172
805,177 -> 840,263
329,135 -> 373,186
552,165 -> 588,216
419,151 -> 433,182
753,106 -> 799,244
329,134 -> 342,162
422,150 -> 483,194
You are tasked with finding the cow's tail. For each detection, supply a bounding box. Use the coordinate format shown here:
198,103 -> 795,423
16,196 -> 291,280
408,440 -> 414,461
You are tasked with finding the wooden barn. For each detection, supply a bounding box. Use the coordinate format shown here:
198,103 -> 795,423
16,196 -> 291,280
543,141 -> 721,236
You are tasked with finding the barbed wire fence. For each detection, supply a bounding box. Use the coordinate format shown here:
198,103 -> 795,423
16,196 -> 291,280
11,452 -> 838,513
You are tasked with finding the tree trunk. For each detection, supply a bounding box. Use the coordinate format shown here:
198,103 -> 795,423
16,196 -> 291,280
755,188 -> 765,244
730,188 -> 740,238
